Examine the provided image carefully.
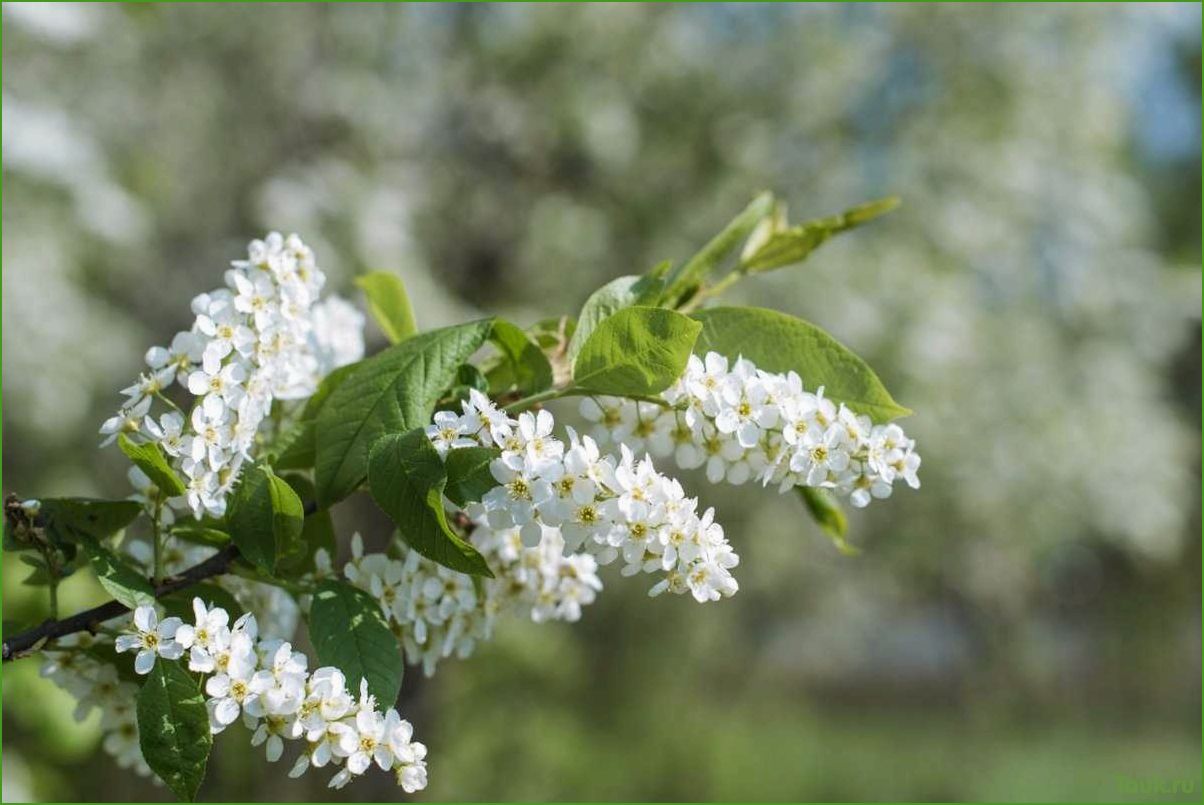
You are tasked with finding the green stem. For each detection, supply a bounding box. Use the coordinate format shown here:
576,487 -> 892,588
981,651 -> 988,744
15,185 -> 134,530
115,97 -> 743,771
503,387 -> 574,413
47,575 -> 59,619
503,387 -> 675,414
38,543 -> 61,618
678,267 -> 746,313
153,391 -> 185,417
151,500 -> 164,586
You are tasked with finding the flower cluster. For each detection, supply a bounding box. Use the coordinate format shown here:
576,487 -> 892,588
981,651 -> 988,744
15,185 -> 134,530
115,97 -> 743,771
582,352 -> 921,508
114,601 -> 428,793
434,390 -> 740,602
99,233 -> 363,519
343,536 -> 492,677
39,540 -> 302,779
341,524 -> 604,677
336,392 -> 739,677
40,633 -> 150,779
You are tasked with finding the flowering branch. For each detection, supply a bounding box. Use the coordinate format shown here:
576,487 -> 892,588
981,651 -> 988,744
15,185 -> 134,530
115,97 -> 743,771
3,493 -> 323,663
3,195 -> 916,799
1,544 -> 241,663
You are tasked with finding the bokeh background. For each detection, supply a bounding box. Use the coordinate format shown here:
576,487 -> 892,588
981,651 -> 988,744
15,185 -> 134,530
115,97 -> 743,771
2,3 -> 1201,802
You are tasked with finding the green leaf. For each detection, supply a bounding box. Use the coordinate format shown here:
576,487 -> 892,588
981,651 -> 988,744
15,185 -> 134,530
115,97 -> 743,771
169,525 -> 231,548
79,535 -> 156,609
226,465 -> 305,575
38,498 -> 142,546
565,274 -> 666,365
646,258 -> 673,281
355,270 -> 418,344
273,360 -> 361,471
489,319 -> 553,394
442,364 -> 491,411
277,474 -> 335,575
444,446 -> 502,508
797,487 -> 858,556
455,363 -> 490,392
662,191 -> 775,303
741,196 -> 900,273
137,660 -> 212,801
314,319 -> 494,507
117,434 -> 186,497
692,306 -> 911,422
367,430 -> 492,577
573,306 -> 701,396
309,580 -> 403,706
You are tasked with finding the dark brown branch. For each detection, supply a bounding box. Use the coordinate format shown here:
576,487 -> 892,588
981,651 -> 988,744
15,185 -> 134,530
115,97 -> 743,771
2,544 -> 241,663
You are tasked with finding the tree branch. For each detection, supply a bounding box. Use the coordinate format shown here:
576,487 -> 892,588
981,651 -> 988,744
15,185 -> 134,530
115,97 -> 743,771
2,544 -> 241,663
2,493 -> 323,663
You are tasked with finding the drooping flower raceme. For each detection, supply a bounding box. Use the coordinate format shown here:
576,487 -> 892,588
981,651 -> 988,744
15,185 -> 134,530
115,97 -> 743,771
41,541 -> 304,782
449,390 -> 739,601
115,603 -> 428,793
338,390 -> 740,676
582,352 -> 922,508
99,232 -> 363,519
40,633 -> 151,778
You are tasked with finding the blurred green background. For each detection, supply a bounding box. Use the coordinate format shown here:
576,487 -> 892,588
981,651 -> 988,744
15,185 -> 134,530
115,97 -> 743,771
2,3 -> 1200,802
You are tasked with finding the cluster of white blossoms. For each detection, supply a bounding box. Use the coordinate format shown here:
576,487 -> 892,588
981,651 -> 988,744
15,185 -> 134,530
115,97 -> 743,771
437,390 -> 740,601
338,391 -> 740,676
341,524 -> 604,677
40,633 -> 150,778
582,352 -> 921,508
342,537 -> 492,678
99,232 -> 364,519
38,540 -> 303,780
112,601 -> 427,793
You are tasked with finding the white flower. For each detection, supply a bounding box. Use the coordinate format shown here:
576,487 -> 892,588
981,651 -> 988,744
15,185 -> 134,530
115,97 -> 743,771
145,330 -> 204,386
714,369 -> 777,448
250,715 -> 291,762
383,709 -> 428,793
203,631 -> 258,730
229,270 -> 279,330
175,597 -> 231,674
289,733 -> 339,779
290,667 -> 353,741
369,560 -> 409,622
186,361 -> 247,410
196,300 -> 256,373
462,388 -> 511,446
119,368 -> 175,408
424,409 -> 479,456
515,409 -> 564,469
99,397 -> 152,447
249,640 -> 308,715
685,558 -> 739,603
579,396 -> 625,443
789,423 -> 850,486
143,411 -> 187,457
332,707 -> 396,775
115,606 -> 184,675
